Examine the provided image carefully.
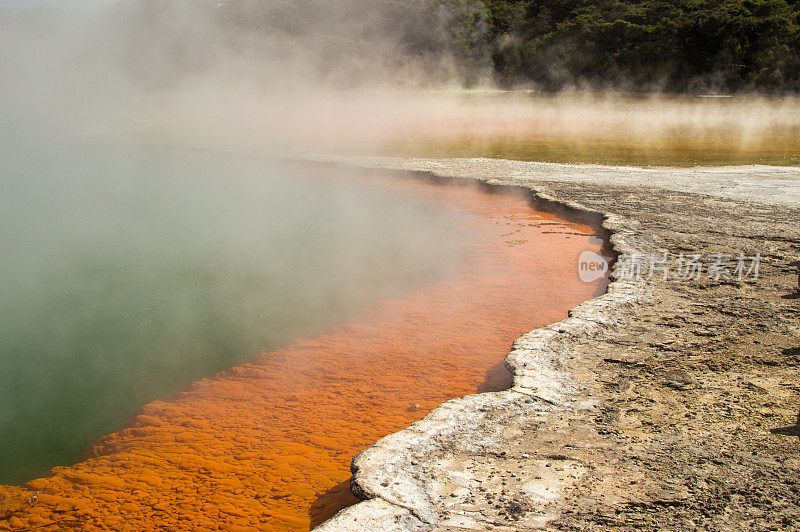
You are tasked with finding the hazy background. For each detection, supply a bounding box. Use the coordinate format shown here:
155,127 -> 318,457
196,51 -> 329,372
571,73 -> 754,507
3,0 -> 799,163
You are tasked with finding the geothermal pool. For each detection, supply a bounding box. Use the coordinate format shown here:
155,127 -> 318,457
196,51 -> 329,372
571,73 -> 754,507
0,147 -> 607,530
0,146 -> 466,485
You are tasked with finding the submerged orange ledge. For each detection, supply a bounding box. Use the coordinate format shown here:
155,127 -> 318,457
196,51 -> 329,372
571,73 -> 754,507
0,171 -> 607,531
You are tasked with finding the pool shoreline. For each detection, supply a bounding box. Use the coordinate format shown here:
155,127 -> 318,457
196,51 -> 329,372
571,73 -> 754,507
313,157 -> 800,530
0,159 -> 607,530
313,160 -> 643,530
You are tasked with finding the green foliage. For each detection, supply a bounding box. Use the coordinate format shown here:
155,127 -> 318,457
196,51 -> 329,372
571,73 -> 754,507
479,0 -> 800,92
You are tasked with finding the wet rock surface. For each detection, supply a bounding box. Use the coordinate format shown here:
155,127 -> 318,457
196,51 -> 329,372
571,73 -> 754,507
316,158 -> 800,531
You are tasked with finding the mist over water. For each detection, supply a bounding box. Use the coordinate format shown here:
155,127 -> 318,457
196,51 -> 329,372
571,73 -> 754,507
0,143 -> 466,484
1,0 -> 487,486
3,1 -> 798,164
1,0 -> 798,493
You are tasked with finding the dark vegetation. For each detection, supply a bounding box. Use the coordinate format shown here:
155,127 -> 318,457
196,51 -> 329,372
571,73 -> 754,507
482,0 -> 800,92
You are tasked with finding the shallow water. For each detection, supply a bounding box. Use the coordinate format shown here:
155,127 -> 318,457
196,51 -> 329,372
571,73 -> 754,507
0,155 -> 607,530
0,146 -> 464,484
141,92 -> 800,167
375,94 -> 800,166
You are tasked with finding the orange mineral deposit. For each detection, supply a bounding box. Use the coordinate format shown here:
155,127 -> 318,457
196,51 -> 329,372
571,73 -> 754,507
0,170 -> 608,531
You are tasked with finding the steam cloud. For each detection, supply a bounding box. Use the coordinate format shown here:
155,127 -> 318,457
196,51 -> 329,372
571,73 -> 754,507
0,0 -> 799,484
3,0 -> 798,157
1,0 -> 490,483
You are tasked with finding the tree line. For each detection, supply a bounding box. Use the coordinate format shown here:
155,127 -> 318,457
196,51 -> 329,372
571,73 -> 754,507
480,0 -> 800,92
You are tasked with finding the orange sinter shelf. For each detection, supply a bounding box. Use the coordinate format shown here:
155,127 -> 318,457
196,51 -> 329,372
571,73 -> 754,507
0,170 -> 608,531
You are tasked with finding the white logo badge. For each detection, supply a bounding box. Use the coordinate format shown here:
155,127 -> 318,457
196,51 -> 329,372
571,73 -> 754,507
578,251 -> 609,282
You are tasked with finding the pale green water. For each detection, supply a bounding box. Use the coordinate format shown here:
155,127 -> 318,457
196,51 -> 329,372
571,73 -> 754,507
0,144 -> 466,484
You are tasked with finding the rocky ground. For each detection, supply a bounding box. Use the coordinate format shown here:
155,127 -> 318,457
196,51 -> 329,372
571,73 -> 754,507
314,158 -> 800,531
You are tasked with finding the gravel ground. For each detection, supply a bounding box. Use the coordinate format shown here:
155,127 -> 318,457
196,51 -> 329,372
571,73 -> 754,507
313,157 -> 800,531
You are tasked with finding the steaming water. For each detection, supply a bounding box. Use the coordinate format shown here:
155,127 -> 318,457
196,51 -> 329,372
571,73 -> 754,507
0,148 -> 608,530
0,144 -> 465,484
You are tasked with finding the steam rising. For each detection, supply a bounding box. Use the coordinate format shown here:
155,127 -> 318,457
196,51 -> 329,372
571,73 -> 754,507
1,0 -> 799,485
0,143 -> 468,483
3,1 -> 798,159
0,0 -> 493,483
